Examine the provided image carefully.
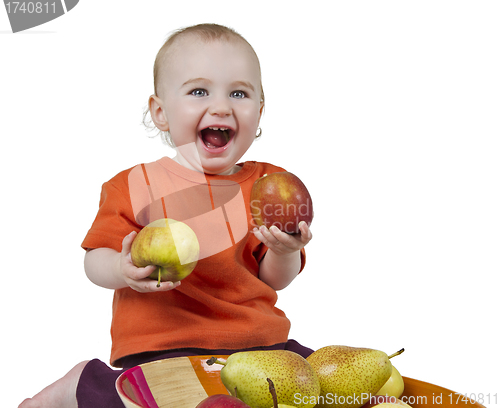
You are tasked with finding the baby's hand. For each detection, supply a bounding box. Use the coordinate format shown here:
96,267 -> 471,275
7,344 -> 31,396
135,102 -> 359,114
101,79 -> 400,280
252,221 -> 312,256
118,231 -> 181,293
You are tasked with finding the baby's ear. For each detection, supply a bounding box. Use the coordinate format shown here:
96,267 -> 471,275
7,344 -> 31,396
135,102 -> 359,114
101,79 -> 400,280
149,95 -> 169,131
259,100 -> 265,120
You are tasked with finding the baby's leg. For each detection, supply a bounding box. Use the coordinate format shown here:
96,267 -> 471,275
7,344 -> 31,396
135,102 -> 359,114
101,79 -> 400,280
18,360 -> 89,408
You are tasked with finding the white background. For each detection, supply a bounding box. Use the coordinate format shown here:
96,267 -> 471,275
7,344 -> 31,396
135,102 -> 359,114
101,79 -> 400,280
2,1 -> 499,407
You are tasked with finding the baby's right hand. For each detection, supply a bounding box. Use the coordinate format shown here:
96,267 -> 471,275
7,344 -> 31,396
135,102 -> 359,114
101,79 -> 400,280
118,231 -> 181,293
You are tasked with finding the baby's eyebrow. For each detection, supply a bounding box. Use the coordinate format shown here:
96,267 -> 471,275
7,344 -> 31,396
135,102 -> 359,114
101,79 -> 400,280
231,81 -> 255,91
182,77 -> 211,87
181,78 -> 255,92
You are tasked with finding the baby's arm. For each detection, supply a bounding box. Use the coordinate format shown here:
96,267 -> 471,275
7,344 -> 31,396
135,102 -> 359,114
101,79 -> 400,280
84,231 -> 181,293
254,221 -> 312,290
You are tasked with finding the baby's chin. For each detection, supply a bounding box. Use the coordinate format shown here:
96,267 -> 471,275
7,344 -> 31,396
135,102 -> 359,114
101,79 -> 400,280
198,159 -> 240,175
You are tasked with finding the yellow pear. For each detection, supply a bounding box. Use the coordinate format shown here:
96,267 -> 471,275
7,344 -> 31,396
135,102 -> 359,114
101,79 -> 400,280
131,218 -> 199,287
376,366 -> 404,398
373,402 -> 412,408
207,350 -> 320,408
267,377 -> 303,408
306,346 -> 404,408
364,396 -> 411,408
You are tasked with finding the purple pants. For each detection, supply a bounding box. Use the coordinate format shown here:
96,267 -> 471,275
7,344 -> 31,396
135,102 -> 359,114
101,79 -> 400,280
76,339 -> 314,408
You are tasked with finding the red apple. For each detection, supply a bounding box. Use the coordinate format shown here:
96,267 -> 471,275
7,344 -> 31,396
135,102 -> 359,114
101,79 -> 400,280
196,394 -> 251,408
250,172 -> 313,234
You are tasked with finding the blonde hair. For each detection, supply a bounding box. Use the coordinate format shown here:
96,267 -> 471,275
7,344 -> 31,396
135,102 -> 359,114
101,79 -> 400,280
143,23 -> 265,147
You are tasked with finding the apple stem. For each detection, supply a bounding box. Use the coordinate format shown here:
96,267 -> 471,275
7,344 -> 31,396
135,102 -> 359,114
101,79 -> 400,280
206,357 -> 227,366
388,348 -> 405,359
267,378 -> 278,408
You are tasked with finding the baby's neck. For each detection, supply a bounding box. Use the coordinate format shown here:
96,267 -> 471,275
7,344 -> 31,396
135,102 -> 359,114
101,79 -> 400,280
171,154 -> 242,176
218,164 -> 242,175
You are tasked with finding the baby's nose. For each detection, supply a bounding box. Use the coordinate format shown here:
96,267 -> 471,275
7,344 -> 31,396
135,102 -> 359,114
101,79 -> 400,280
208,98 -> 232,117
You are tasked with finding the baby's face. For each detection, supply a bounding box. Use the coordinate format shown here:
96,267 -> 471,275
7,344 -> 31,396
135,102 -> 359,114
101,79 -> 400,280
154,36 -> 264,175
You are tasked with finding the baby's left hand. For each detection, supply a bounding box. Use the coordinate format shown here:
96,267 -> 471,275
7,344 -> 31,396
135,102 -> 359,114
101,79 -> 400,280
253,221 -> 312,256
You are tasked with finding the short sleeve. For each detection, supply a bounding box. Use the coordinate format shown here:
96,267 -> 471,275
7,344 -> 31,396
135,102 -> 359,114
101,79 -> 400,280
81,171 -> 140,253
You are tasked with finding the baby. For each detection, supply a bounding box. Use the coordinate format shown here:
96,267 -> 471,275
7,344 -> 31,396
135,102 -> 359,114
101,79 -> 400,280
20,23 -> 313,408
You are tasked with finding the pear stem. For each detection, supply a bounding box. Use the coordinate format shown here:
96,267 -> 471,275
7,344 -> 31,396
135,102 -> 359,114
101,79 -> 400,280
157,268 -> 161,288
206,356 -> 227,366
388,348 -> 405,359
267,378 -> 278,408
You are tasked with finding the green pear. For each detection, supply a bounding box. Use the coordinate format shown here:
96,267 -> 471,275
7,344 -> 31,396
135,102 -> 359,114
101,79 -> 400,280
306,346 -> 404,408
131,218 -> 200,287
267,377 -> 303,408
207,350 -> 320,408
375,366 -> 404,398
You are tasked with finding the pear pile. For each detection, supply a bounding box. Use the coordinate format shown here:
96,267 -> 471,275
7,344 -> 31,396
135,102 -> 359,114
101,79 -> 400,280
207,346 -> 405,408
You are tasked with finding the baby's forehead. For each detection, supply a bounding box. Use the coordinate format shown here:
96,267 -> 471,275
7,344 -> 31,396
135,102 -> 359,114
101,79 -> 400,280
159,33 -> 256,70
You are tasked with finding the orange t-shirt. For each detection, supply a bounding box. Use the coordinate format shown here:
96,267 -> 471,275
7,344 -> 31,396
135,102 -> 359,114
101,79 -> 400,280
82,158 -> 305,367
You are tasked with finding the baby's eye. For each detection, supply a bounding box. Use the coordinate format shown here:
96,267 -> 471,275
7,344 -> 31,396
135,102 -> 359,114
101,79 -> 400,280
190,89 -> 208,97
230,90 -> 247,99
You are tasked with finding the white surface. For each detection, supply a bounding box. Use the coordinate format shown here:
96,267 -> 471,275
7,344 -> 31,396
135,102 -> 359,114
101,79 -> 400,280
2,1 -> 498,407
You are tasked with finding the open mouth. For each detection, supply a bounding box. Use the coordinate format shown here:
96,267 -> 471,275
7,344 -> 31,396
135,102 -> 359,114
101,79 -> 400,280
200,127 -> 235,150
